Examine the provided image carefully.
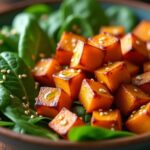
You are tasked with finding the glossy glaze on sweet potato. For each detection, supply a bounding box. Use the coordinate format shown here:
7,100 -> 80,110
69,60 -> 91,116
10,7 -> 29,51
95,61 -> 131,92
56,32 -> 86,65
91,109 -> 122,130
35,87 -> 72,117
49,107 -> 84,137
79,79 -> 113,113
115,84 -> 150,116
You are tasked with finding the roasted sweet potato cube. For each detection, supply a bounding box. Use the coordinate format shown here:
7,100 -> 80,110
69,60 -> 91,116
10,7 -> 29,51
100,26 -> 125,38
143,62 -> 150,72
115,84 -> 150,116
95,61 -> 131,92
32,58 -> 61,86
49,107 -> 85,137
88,33 -> 122,62
121,33 -> 149,64
132,72 -> 150,95
79,79 -> 113,113
35,87 -> 72,117
125,61 -> 139,76
53,68 -> 85,99
133,20 -> 150,42
56,32 -> 86,65
91,109 -> 122,130
126,103 -> 150,134
70,40 -> 104,72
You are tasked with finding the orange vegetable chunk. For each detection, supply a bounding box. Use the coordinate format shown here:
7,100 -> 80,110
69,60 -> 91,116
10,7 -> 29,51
126,103 -> 150,134
133,20 -> 150,42
49,107 -> 84,137
121,33 -> 149,64
88,33 -> 122,63
91,109 -> 122,130
115,84 -> 150,116
70,40 -> 104,72
79,79 -> 113,113
35,87 -> 72,117
143,62 -> 150,72
56,32 -> 86,65
32,58 -> 61,86
132,72 -> 150,95
95,61 -> 131,92
53,68 -> 85,99
100,26 -> 125,38
125,61 -> 139,76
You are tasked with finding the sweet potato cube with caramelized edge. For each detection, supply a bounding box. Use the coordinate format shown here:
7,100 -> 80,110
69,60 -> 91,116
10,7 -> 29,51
125,61 -> 139,76
49,107 -> 84,137
121,33 -> 149,64
32,58 -> 61,86
133,20 -> 150,42
35,87 -> 72,117
70,40 -> 104,72
143,62 -> 150,72
56,32 -> 86,65
95,61 -> 131,92
126,103 -> 150,134
132,72 -> 150,95
115,84 -> 150,116
79,79 -> 113,113
53,68 -> 85,99
88,33 -> 122,63
91,109 -> 122,130
100,26 -> 125,38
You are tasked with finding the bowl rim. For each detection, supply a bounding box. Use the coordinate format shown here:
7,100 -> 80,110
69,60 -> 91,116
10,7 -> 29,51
0,0 -> 150,148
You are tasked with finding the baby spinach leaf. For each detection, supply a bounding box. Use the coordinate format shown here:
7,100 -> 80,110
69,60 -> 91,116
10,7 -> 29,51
57,15 -> 94,39
60,0 -> 109,34
25,4 -> 52,18
0,27 -> 19,53
0,52 -> 37,107
14,14 -> 51,68
68,126 -> 134,141
105,6 -> 139,32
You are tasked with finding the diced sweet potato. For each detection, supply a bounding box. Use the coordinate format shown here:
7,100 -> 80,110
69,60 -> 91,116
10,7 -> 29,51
70,40 -> 104,72
49,107 -> 85,137
143,62 -> 150,72
126,103 -> 150,134
121,33 -> 149,64
95,61 -> 131,92
56,32 -> 86,65
133,20 -> 150,42
35,87 -> 72,117
91,109 -> 122,130
88,33 -> 122,62
79,79 -> 113,113
53,68 -> 85,99
132,72 -> 150,95
100,26 -> 125,38
32,58 -> 61,86
125,61 -> 139,76
115,84 -> 150,116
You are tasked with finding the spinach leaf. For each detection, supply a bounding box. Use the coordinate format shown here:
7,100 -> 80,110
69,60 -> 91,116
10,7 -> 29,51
68,126 -> 134,141
60,0 -> 109,34
0,52 -> 37,107
105,6 -> 139,32
0,121 -> 14,127
25,4 -> 52,18
57,15 -> 94,39
0,27 -> 19,53
13,14 -> 51,67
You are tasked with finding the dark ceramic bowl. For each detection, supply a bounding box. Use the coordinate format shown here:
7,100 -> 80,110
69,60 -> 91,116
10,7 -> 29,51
0,0 -> 150,150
